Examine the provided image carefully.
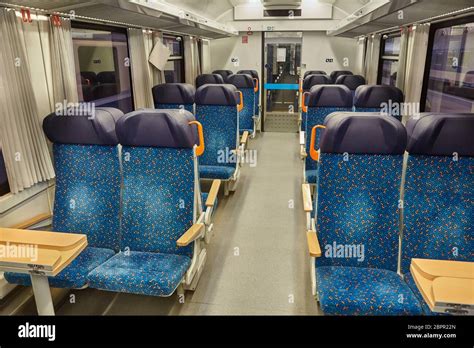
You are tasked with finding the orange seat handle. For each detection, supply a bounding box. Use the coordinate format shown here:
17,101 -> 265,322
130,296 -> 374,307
253,78 -> 259,92
299,78 -> 303,93
309,125 -> 326,161
237,91 -> 244,112
302,92 -> 310,113
189,121 -> 205,156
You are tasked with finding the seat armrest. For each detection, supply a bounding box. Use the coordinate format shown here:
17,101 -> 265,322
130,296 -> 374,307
302,184 -> 312,212
9,213 -> 52,229
306,230 -> 321,257
177,223 -> 205,247
240,131 -> 249,145
299,131 -> 305,145
205,180 -> 221,207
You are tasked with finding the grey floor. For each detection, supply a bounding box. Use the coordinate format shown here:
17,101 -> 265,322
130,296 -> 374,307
2,132 -> 320,315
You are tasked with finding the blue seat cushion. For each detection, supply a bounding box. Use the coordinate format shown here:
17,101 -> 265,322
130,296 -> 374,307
201,192 -> 218,211
87,251 -> 191,297
403,272 -> 447,316
305,169 -> 318,184
199,165 -> 235,180
4,247 -> 115,289
316,266 -> 424,315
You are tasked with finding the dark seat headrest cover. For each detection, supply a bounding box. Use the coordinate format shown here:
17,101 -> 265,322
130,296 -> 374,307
213,70 -> 233,79
152,83 -> 195,104
320,112 -> 407,155
226,74 -> 254,89
195,84 -> 239,106
97,71 -> 116,84
237,70 -> 259,80
43,107 -> 123,145
307,85 -> 352,107
196,74 -> 224,88
406,113 -> 474,156
116,109 -> 198,148
304,70 -> 327,78
330,70 -> 352,81
303,74 -> 332,90
335,74 -> 366,90
354,85 -> 404,108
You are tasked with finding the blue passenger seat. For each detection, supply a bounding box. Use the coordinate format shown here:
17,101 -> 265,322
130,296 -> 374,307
152,83 -> 195,112
87,109 -> 203,297
354,85 -> 404,120
196,74 -> 224,88
330,70 -> 352,83
303,85 -> 352,184
402,113 -> 474,315
304,70 -> 327,79
5,108 -> 123,289
335,75 -> 366,99
237,70 -> 261,134
311,113 -> 423,315
226,73 -> 257,135
300,74 -> 333,131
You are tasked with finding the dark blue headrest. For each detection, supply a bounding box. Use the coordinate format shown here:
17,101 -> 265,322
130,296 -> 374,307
303,74 -> 332,90
196,74 -> 224,88
330,70 -> 352,82
307,85 -> 352,107
97,71 -> 116,84
406,113 -> 474,156
226,74 -> 254,89
43,107 -> 123,146
213,70 -> 233,79
237,70 -> 259,80
354,85 -> 404,108
116,109 -> 198,148
320,112 -> 407,155
335,74 -> 366,90
195,84 -> 239,106
152,83 -> 195,105
304,70 -> 326,79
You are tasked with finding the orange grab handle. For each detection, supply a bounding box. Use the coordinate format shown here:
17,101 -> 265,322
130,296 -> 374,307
302,92 -> 309,113
189,121 -> 205,156
299,79 -> 303,93
309,125 -> 326,162
253,78 -> 259,92
237,91 -> 244,112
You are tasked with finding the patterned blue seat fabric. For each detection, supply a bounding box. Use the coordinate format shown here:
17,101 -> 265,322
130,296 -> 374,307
304,85 -> 352,184
213,70 -> 233,80
152,83 -> 195,113
237,70 -> 260,121
354,85 -> 404,120
195,84 -> 239,180
314,113 -> 423,315
5,108 -> 123,288
301,74 -> 333,131
330,70 -> 352,83
226,74 -> 256,134
88,109 -> 198,297
401,113 -> 474,315
196,74 -> 224,88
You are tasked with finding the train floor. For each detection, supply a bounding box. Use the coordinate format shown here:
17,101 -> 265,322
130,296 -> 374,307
1,132 -> 321,315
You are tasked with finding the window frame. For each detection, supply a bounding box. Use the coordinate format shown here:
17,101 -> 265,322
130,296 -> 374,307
162,34 -> 185,83
377,31 -> 401,86
420,15 -> 474,112
0,148 -> 10,197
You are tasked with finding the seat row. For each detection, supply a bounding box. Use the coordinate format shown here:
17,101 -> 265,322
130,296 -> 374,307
302,112 -> 473,315
5,108 -> 219,298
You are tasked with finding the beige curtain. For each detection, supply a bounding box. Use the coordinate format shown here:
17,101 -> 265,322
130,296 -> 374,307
184,36 -> 201,85
404,24 -> 430,103
200,39 -> 212,74
49,17 -> 78,107
145,31 -> 167,86
354,37 -> 366,76
0,9 -> 55,193
364,33 -> 381,84
396,27 -> 409,93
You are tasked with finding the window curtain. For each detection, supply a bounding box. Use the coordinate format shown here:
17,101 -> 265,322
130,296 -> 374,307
200,39 -> 212,74
49,16 -> 78,107
354,37 -> 366,76
404,24 -> 430,104
184,36 -> 201,85
364,33 -> 381,84
0,9 -> 55,193
128,28 -> 154,109
144,30 -> 167,87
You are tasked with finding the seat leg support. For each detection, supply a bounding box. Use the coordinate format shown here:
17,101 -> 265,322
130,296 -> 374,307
30,274 -> 55,316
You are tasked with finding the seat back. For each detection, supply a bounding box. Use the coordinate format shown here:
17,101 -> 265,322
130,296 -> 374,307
81,71 -> 98,85
116,110 -> 199,257
304,85 -> 352,174
304,70 -> 326,79
42,107 -> 123,251
196,74 -> 224,88
354,85 -> 404,120
237,70 -> 260,110
302,74 -> 332,91
226,74 -> 256,132
195,84 -> 239,171
152,83 -> 195,112
97,71 -> 116,84
401,113 -> 474,274
213,70 -> 233,80
335,74 -> 366,93
330,70 -> 352,83
315,113 -> 406,271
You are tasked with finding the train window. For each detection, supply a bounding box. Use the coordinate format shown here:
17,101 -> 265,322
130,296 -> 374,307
71,23 -> 133,113
163,35 -> 184,83
0,147 -> 10,196
378,34 -> 401,86
423,19 -> 474,112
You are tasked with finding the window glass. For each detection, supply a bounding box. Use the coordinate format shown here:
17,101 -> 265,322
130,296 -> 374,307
383,36 -> 401,56
380,60 -> 399,86
163,36 -> 182,57
378,34 -> 401,87
0,147 -> 10,196
163,35 -> 184,83
425,21 -> 474,112
71,25 -> 133,113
